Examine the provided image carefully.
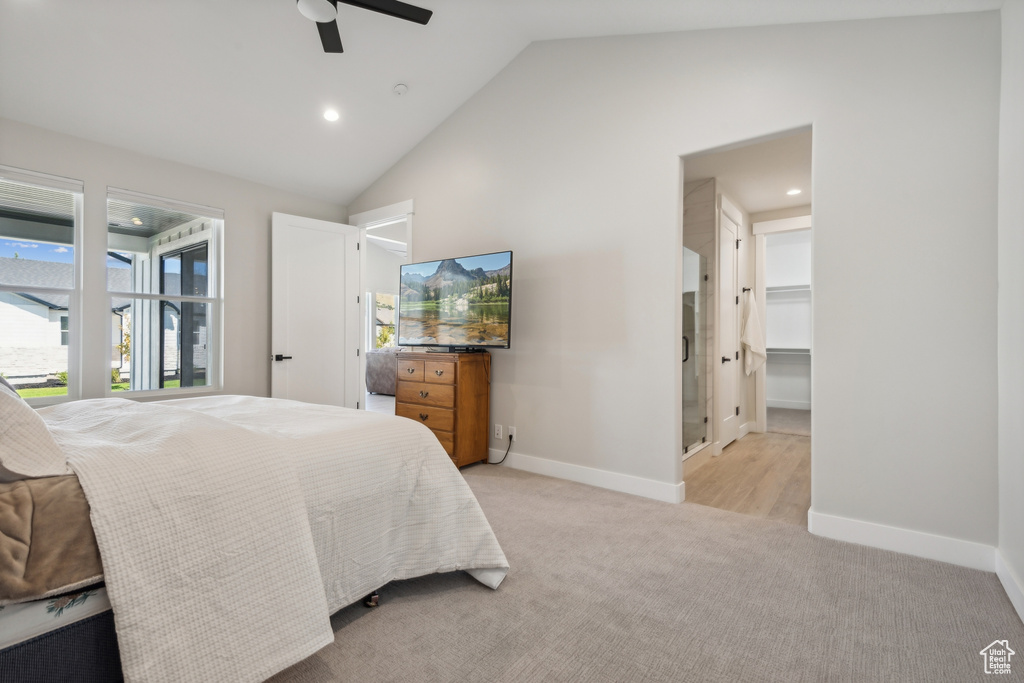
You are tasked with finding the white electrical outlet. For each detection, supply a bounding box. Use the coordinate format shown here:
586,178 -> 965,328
494,424 -> 503,440
508,426 -> 516,441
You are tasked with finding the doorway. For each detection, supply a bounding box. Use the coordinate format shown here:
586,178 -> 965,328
349,201 -> 413,414
680,128 -> 812,527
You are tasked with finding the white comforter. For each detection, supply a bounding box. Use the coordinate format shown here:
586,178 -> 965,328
39,396 -> 508,683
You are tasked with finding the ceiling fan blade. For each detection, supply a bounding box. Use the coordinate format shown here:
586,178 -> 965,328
337,0 -> 432,25
316,20 -> 344,53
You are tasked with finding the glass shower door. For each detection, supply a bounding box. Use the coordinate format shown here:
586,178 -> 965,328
682,247 -> 708,452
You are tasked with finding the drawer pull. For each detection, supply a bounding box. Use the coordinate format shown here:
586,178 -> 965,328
434,369 -> 444,376
407,368 -> 415,374
419,390 -> 429,398
419,413 -> 428,421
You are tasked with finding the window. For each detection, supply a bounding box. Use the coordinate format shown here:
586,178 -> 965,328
159,243 -> 209,388
373,292 -> 396,348
106,189 -> 222,393
0,166 -> 82,402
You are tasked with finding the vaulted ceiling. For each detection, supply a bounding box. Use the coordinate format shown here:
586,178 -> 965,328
0,0 -> 1001,205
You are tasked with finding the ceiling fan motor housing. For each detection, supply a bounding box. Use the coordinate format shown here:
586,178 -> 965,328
297,0 -> 338,23
298,0 -> 433,54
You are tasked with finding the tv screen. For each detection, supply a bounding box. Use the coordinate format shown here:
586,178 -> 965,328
398,250 -> 512,349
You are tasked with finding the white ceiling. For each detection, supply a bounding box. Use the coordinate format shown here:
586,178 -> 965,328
684,129 -> 812,215
0,0 -> 1002,206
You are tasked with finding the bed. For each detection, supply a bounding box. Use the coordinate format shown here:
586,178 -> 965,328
0,382 -> 508,682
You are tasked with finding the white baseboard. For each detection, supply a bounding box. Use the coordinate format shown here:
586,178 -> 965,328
807,508 -> 995,572
488,448 -> 684,503
485,457 -> 1021,618
744,419 -> 765,434
996,551 -> 1024,624
766,399 -> 811,410
709,422 -> 757,456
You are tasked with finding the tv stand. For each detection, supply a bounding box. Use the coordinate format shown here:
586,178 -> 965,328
395,351 -> 490,468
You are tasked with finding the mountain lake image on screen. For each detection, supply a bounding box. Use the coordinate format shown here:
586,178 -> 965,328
398,250 -> 512,348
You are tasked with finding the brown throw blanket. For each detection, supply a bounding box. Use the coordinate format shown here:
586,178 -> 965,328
0,475 -> 103,605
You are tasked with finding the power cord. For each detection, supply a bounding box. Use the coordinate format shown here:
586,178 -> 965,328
491,433 -> 513,465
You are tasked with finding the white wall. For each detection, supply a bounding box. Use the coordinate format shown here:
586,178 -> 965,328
765,229 -> 811,288
682,246 -> 700,296
365,241 -> 404,297
348,14 -> 1001,546
997,0 -> 1024,617
0,118 -> 347,398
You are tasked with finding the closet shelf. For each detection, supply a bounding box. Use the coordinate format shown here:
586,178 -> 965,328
766,347 -> 811,355
766,284 -> 811,294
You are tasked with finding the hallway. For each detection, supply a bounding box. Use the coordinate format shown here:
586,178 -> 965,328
685,431 -> 811,527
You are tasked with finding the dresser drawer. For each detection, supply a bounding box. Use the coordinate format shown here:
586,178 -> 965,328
423,361 -> 455,385
396,402 -> 455,432
398,359 -> 424,381
396,381 -> 455,408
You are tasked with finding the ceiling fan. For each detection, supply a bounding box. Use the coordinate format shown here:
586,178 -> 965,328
296,0 -> 432,54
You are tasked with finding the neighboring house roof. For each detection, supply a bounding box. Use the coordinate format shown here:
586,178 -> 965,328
0,256 -> 132,310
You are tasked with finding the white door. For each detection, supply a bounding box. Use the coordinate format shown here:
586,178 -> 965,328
718,211 -> 740,448
271,213 -> 361,407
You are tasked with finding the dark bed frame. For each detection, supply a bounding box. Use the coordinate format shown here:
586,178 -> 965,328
0,589 -> 382,682
0,610 -> 123,682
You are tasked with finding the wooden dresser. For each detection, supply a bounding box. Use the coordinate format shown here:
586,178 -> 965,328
395,351 -> 490,468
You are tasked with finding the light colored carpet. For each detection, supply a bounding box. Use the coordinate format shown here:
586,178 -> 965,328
767,407 -> 811,437
271,466 -> 1023,683
364,392 -> 395,414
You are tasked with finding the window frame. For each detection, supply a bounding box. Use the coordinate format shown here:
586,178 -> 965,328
0,165 -> 83,407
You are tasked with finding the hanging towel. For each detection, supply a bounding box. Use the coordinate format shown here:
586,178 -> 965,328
741,289 -> 767,376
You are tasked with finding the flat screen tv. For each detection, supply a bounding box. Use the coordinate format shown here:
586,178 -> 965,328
398,250 -> 512,350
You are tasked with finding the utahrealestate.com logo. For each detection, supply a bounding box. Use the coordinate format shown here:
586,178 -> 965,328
980,640 -> 1015,675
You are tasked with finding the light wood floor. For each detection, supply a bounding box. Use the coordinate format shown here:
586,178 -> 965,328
685,432 -> 811,527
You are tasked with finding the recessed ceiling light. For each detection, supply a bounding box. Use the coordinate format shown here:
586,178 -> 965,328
131,217 -> 142,225
393,83 -> 408,96
323,109 -> 340,122
786,189 -> 802,196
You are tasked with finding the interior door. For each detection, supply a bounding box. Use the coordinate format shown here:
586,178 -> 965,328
718,211 -> 740,448
271,213 -> 360,407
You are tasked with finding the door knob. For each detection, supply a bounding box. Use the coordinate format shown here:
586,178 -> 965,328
273,354 -> 293,362
721,356 -> 731,363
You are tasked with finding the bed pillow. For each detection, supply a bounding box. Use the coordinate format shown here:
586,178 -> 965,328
0,387 -> 70,479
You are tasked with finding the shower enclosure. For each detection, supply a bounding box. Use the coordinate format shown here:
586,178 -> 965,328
682,246 -> 709,452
